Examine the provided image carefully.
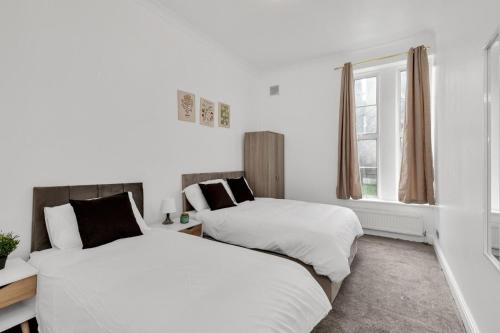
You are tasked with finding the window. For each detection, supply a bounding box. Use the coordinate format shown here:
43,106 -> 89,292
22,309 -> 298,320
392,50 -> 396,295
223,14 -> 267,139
355,77 -> 378,198
353,63 -> 410,201
353,61 -> 432,201
399,70 -> 407,150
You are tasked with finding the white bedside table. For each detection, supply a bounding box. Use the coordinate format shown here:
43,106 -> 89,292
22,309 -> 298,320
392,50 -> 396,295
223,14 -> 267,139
0,258 -> 38,333
151,217 -> 203,237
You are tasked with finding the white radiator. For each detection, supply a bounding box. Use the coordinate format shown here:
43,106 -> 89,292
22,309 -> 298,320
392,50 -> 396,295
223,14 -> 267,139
353,208 -> 425,236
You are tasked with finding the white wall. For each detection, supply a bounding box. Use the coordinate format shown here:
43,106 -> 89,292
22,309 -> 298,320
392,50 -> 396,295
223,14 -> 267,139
256,31 -> 437,242
2,0 -> 499,331
256,31 -> 436,203
433,1 -> 500,332
256,4 -> 500,331
0,0 -> 259,257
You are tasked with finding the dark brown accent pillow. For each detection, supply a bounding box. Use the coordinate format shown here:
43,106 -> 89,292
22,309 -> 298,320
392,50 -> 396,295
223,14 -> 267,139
70,192 -> 142,249
226,177 -> 255,203
198,183 -> 236,210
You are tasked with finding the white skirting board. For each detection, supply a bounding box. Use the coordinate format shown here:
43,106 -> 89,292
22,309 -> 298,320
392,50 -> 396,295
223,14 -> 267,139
433,242 -> 480,333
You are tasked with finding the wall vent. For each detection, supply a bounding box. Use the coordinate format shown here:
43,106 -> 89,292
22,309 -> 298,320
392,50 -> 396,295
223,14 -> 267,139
270,85 -> 279,96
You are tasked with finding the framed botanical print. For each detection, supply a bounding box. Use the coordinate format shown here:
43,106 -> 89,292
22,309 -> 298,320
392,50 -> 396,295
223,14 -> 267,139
200,98 -> 215,127
218,102 -> 230,128
177,90 -> 195,123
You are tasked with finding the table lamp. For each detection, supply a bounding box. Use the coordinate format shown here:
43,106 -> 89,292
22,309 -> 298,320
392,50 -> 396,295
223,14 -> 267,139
161,197 -> 176,225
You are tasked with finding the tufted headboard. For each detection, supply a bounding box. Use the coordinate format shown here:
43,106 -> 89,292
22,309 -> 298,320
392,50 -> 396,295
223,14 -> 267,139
31,183 -> 143,252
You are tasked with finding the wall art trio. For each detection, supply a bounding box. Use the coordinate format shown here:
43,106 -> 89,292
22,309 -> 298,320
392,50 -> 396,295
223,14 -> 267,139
177,90 -> 230,128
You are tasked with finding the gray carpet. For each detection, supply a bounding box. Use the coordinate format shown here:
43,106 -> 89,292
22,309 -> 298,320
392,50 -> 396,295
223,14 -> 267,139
312,235 -> 466,333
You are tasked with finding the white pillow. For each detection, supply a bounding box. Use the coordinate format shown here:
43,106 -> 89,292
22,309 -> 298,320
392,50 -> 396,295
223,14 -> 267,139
128,192 -> 150,232
183,184 -> 208,211
243,177 -> 254,195
44,204 -> 83,250
44,192 -> 149,249
183,179 -> 236,211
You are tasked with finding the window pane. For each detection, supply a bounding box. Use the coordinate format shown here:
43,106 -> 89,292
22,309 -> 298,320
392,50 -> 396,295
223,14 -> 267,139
355,76 -> 378,198
400,71 -> 407,99
360,167 -> 378,198
355,77 -> 377,106
400,71 -> 407,138
358,139 -> 377,197
356,106 -> 377,134
358,139 -> 377,167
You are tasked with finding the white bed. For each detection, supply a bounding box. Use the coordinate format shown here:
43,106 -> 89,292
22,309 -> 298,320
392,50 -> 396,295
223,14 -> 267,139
194,198 -> 363,283
30,229 -> 331,333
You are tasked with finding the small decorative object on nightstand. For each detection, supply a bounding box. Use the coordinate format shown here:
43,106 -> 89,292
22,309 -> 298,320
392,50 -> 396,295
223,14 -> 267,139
180,212 -> 189,224
0,258 -> 38,333
161,197 -> 176,225
0,232 -> 20,270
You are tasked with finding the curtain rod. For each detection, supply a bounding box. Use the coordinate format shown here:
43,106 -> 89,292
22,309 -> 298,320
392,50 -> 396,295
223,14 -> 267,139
333,46 -> 431,70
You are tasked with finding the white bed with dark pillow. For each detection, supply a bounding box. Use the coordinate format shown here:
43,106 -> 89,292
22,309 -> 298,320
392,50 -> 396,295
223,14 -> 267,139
30,183 -> 331,333
182,172 -> 363,302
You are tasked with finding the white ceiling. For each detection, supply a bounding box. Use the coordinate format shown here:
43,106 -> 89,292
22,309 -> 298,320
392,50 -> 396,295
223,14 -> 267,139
157,0 -> 437,69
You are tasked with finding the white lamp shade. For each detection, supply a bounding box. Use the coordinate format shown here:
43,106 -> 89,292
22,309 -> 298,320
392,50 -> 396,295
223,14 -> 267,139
161,198 -> 176,214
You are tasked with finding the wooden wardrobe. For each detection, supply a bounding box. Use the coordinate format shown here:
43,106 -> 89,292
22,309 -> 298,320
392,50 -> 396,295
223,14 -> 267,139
244,131 -> 284,199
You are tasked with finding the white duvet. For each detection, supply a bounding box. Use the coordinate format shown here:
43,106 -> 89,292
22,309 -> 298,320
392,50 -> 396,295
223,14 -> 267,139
30,229 -> 331,333
196,198 -> 363,282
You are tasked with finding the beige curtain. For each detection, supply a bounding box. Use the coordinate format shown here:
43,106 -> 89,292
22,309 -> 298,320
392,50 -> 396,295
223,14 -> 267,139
399,46 -> 435,204
337,63 -> 362,200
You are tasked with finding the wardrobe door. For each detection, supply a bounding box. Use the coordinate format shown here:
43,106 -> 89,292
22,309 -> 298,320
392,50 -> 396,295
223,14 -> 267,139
267,133 -> 277,198
274,133 -> 284,198
267,133 -> 284,199
245,131 -> 284,199
244,132 -> 269,197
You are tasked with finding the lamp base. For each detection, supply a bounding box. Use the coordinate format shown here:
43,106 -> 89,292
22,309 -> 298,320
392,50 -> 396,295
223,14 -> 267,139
162,213 -> 174,225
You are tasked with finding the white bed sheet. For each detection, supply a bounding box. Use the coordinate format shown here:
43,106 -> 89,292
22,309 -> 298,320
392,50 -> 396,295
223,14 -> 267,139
30,229 -> 331,333
195,198 -> 363,282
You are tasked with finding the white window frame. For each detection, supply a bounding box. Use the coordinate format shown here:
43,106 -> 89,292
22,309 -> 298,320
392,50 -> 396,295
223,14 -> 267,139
354,72 -> 380,199
355,61 -> 406,202
396,66 -> 407,185
348,57 -> 435,205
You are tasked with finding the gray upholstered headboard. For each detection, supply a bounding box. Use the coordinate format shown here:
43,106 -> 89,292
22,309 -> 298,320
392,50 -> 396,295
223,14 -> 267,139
181,171 -> 244,211
32,183 -> 143,252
